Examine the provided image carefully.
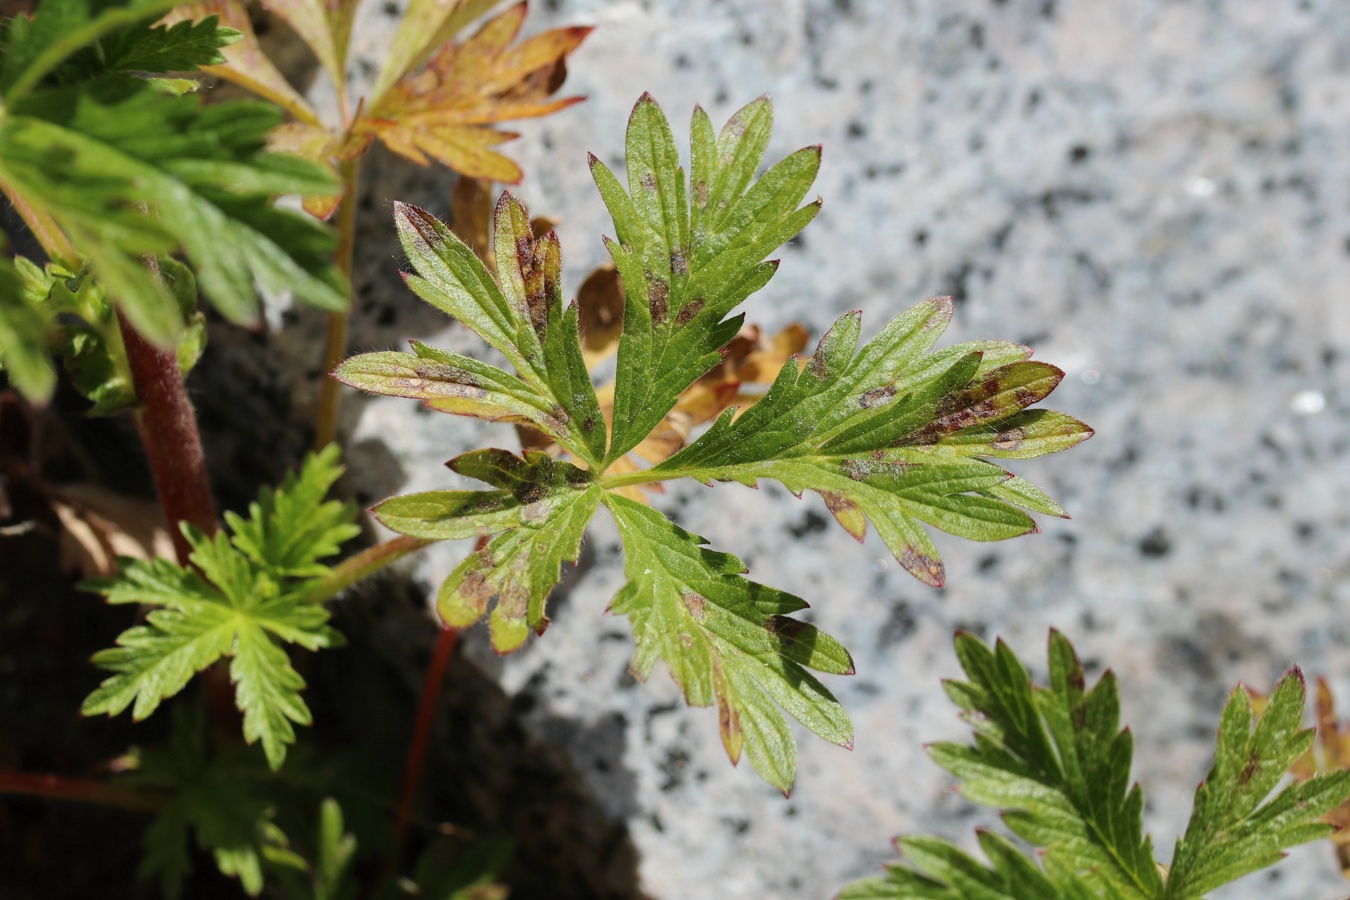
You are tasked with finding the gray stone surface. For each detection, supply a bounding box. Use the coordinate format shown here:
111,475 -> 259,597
323,1 -> 1350,897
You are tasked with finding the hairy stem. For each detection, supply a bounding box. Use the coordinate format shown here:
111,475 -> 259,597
393,625 -> 460,856
314,155 -> 363,450
118,298 -> 216,563
305,534 -> 434,605
0,769 -> 164,813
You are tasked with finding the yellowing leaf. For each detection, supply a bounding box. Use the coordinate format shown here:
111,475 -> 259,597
358,3 -> 591,183
262,0 -> 359,90
267,122 -> 371,218
372,0 -> 529,104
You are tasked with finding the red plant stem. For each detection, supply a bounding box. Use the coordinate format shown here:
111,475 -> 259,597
0,769 -> 164,813
117,306 -> 217,563
392,624 -> 460,855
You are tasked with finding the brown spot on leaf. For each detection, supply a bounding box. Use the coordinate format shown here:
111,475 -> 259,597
992,426 -> 1025,451
681,591 -> 708,622
640,171 -> 657,193
1239,751 -> 1262,787
897,547 -> 944,587
764,614 -> 807,641
649,279 -> 669,323
695,181 -> 709,209
675,298 -> 705,326
859,384 -> 896,409
670,249 -> 688,277
821,491 -> 866,541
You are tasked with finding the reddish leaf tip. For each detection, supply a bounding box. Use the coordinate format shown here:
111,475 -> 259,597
841,738 -> 854,751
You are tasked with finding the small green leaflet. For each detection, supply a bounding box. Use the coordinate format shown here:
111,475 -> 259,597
83,449 -> 360,770
226,444 -> 361,579
372,449 -> 601,653
0,0 -> 183,98
339,94 -> 1088,791
607,493 -> 852,793
839,631 -> 1350,900
0,254 -> 54,400
655,299 -> 1091,586
592,93 -> 820,465
99,14 -> 241,75
1164,669 -> 1350,897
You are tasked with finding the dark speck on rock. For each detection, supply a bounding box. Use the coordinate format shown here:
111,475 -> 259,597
1138,527 -> 1171,558
788,509 -> 829,538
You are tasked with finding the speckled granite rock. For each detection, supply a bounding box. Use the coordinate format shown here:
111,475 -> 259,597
268,1 -> 1350,897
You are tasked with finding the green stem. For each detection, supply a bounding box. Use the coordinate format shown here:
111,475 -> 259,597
314,155 -> 363,450
306,534 -> 434,605
0,769 -> 164,813
598,466 -> 689,491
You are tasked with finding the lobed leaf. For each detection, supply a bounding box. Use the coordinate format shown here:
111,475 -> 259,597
360,2 -> 591,182
606,493 -> 853,793
929,631 -> 1162,898
655,301 -> 1090,586
392,199 -> 606,464
1164,669 -> 1350,897
84,451 -> 357,769
225,444 -> 360,579
593,93 -> 821,464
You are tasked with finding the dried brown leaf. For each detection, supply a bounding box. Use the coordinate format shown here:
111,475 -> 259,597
358,3 -> 591,182
52,484 -> 174,578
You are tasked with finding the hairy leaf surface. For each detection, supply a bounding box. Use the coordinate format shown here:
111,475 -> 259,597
593,94 -> 820,463
0,79 -> 344,341
607,493 -> 852,793
655,299 -> 1090,585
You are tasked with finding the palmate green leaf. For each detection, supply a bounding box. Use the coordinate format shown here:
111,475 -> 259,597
338,94 -> 1090,793
1163,670 -> 1350,897
391,198 -> 607,465
0,77 -> 344,343
82,526 -> 342,770
606,493 -> 853,794
929,631 -> 1163,898
593,93 -> 821,464
84,450 -> 358,769
654,298 -> 1092,586
226,444 -> 360,579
